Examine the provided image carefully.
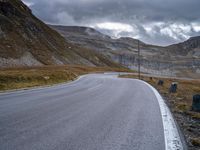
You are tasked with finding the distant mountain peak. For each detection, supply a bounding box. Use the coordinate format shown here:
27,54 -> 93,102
188,36 -> 200,41
180,36 -> 200,50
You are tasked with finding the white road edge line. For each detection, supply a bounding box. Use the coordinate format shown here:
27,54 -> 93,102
139,80 -> 183,150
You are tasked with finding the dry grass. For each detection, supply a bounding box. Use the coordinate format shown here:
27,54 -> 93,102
191,138 -> 200,147
0,65 -> 131,91
120,74 -> 200,149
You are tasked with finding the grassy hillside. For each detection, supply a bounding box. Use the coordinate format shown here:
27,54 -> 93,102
0,65 -> 131,91
0,0 -> 71,63
0,0 -> 123,68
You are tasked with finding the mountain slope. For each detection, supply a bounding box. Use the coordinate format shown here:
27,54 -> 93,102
52,25 -> 200,77
0,0 -> 122,68
166,36 -> 200,56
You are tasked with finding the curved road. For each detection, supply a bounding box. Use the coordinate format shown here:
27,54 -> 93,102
0,74 -> 182,150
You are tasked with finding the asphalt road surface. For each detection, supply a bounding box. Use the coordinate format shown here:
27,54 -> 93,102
0,74 -> 182,150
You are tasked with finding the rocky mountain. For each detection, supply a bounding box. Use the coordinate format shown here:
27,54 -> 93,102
167,36 -> 200,56
0,0 -> 199,78
52,25 -> 200,78
0,0 -> 122,68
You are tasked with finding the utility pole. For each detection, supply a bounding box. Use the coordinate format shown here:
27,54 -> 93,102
138,40 -> 141,79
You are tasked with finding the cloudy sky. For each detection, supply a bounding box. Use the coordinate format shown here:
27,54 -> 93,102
23,0 -> 200,46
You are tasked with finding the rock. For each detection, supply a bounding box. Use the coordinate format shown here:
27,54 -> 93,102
43,76 -> 50,80
192,94 -> 200,112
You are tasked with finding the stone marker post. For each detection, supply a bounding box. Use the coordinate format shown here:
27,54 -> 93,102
169,82 -> 178,93
192,94 -> 200,112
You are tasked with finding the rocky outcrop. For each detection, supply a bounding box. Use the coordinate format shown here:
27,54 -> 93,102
0,52 -> 42,67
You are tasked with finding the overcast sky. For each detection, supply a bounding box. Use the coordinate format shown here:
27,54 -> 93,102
23,0 -> 200,46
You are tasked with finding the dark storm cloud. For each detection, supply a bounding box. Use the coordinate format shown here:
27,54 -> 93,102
23,0 -> 200,46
